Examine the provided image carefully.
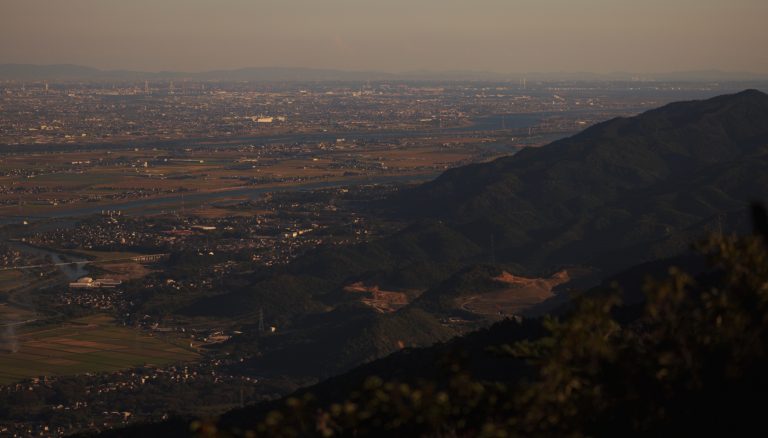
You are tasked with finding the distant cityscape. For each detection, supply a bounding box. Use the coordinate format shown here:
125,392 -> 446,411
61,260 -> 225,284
1,78 -> 742,147
3,0 -> 767,433
1,79 -> 767,436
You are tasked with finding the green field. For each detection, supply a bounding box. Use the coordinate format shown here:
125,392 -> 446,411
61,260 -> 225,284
0,315 -> 198,384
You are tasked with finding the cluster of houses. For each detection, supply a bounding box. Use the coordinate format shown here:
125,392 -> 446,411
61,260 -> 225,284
68,277 -> 122,289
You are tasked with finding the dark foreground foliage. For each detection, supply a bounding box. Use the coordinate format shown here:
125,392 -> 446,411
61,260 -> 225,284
188,209 -> 768,437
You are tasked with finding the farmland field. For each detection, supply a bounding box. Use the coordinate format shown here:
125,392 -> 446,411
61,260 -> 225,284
0,314 -> 197,384
0,140 -> 485,218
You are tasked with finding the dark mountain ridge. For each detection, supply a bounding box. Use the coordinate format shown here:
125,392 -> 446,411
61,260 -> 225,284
398,89 -> 768,217
171,90 -> 768,383
91,90 -> 768,436
393,89 -> 768,273
99,237 -> 749,437
3,63 -> 768,82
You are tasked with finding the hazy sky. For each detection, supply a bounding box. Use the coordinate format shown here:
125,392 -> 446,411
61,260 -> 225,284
1,0 -> 767,73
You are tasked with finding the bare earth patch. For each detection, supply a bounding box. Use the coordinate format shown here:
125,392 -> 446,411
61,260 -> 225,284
458,270 -> 571,318
344,282 -> 411,313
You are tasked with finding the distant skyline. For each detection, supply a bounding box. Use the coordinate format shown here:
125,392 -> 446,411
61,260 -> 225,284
1,0 -> 767,74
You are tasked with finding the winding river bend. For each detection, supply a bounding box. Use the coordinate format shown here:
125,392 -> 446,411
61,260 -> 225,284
9,172 -> 440,222
0,109 -> 601,225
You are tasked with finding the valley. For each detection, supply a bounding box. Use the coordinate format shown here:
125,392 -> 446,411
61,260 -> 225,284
1,84 -> 767,436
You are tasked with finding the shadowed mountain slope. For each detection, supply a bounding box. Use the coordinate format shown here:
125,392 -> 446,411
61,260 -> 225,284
392,89 -> 768,273
175,90 -> 768,381
91,91 -> 768,437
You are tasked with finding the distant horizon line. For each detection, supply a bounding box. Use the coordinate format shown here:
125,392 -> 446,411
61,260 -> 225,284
5,62 -> 768,75
2,63 -> 768,82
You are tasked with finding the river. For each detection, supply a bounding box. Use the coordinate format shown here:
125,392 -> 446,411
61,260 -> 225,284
26,172 -> 438,221
0,111 -> 561,154
7,241 -> 89,281
0,110 -> 582,223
